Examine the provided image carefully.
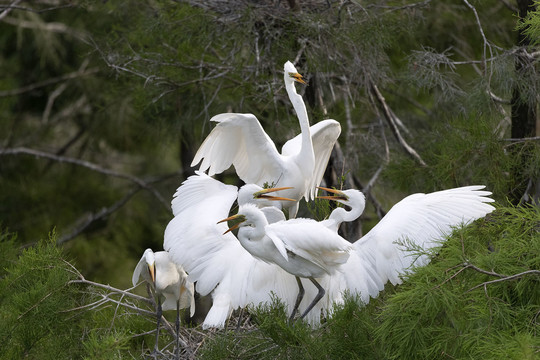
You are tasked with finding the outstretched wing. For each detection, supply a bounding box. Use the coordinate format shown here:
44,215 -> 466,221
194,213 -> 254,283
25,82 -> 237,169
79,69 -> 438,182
191,113 -> 284,185
282,119 -> 341,200
163,172 -> 317,328
353,185 -> 495,286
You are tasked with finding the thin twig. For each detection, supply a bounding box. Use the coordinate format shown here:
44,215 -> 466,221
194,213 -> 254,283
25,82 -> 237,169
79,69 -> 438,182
466,270 -> 540,293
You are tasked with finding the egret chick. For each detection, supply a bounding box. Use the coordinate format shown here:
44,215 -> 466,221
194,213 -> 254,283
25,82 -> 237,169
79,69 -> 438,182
132,249 -> 195,358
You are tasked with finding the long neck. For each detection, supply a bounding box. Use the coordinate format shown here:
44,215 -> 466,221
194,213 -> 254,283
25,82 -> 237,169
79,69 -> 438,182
329,205 -> 363,229
285,80 -> 314,166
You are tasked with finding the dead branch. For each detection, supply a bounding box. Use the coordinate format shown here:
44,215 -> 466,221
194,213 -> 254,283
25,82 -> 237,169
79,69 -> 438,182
466,269 -> 540,293
369,83 -> 427,166
0,147 -> 170,209
0,67 -> 99,97
0,0 -> 22,20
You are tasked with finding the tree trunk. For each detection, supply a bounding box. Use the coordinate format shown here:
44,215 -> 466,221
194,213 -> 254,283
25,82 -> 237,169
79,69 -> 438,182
510,0 -> 539,205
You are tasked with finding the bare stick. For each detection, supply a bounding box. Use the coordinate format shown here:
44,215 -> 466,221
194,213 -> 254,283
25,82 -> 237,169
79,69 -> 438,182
466,270 -> 540,293
369,83 -> 427,166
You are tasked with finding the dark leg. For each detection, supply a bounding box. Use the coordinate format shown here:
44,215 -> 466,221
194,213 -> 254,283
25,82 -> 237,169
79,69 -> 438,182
175,300 -> 180,360
299,277 -> 325,320
289,276 -> 305,322
236,308 -> 244,331
154,297 -> 162,356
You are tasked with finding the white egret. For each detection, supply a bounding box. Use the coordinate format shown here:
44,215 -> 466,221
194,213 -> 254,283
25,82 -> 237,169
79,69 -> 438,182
132,249 -> 195,357
316,186 -> 366,232
190,61 -> 341,218
222,185 -> 495,319
315,185 -> 496,302
220,204 -> 352,320
164,172 -> 324,328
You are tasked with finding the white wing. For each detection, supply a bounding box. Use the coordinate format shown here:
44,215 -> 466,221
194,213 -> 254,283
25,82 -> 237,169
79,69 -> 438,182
282,119 -> 341,200
164,172 -> 318,328
131,255 -> 149,287
190,113 -> 284,185
352,185 -> 495,286
266,218 -> 351,272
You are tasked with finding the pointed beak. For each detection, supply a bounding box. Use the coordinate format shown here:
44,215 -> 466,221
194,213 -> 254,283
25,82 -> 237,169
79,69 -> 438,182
316,186 -> 349,201
289,72 -> 307,85
254,186 -> 296,201
218,214 -> 246,234
148,263 -> 156,284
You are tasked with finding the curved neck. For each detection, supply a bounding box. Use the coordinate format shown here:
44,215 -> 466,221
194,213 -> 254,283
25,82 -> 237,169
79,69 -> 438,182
329,205 -> 363,228
285,80 -> 313,165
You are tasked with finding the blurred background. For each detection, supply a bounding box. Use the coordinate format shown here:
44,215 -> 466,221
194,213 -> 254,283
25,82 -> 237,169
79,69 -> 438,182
0,0 -> 538,309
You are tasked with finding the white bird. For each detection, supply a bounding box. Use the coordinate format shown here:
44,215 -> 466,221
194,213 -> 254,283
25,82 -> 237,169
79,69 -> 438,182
315,185 -> 496,303
190,61 -> 341,218
164,172 -> 325,328
222,185 -> 496,320
316,186 -> 366,232
220,204 -> 352,320
132,249 -> 195,356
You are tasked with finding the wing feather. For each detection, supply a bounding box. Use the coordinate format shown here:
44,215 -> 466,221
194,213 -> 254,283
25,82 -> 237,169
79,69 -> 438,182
282,119 -> 341,200
191,113 -> 284,184
164,172 -> 322,328
353,185 -> 495,285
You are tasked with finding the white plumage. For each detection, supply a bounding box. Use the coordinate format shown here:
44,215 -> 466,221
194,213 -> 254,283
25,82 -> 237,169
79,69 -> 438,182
223,185 -> 495,319
132,248 -> 195,316
163,172 -> 323,328
191,61 -> 341,218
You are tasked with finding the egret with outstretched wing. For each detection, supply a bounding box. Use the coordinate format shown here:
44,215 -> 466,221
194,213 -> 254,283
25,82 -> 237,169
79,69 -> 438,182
164,172 -> 324,328
222,186 -> 495,320
191,61 -> 341,217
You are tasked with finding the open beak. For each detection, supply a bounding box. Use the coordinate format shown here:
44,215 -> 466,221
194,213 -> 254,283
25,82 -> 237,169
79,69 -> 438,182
289,72 -> 307,85
316,186 -> 349,201
218,214 -> 246,234
254,186 -> 296,201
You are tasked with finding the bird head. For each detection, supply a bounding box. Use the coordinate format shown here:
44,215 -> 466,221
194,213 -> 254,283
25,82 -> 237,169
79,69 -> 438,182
284,61 -> 307,85
217,213 -> 246,234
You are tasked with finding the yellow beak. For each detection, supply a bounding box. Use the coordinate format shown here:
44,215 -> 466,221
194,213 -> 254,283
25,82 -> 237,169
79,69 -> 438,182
254,186 -> 296,201
217,214 -> 245,234
289,72 -> 307,85
316,186 -> 349,201
148,264 -> 156,284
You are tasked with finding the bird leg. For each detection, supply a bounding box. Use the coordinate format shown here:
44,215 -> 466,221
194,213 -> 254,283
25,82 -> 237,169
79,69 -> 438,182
175,300 -> 180,360
289,276 -> 305,322
236,308 -> 244,331
299,277 -> 325,320
153,297 -> 162,356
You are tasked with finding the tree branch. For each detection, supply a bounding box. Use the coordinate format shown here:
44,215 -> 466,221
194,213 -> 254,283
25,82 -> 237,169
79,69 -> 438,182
0,147 -> 170,209
369,83 -> 427,166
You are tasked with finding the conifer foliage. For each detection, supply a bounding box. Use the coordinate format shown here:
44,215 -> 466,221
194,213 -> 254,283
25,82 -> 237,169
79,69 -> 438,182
0,0 -> 539,358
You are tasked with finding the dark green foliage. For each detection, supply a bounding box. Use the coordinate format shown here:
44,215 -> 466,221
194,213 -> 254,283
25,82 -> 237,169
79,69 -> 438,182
0,232 -> 85,359
199,205 -> 539,359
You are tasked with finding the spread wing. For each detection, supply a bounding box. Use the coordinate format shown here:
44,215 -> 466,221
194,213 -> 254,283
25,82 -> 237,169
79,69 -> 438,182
282,119 -> 341,200
163,172 -> 316,328
352,185 -> 495,286
191,113 -> 284,185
